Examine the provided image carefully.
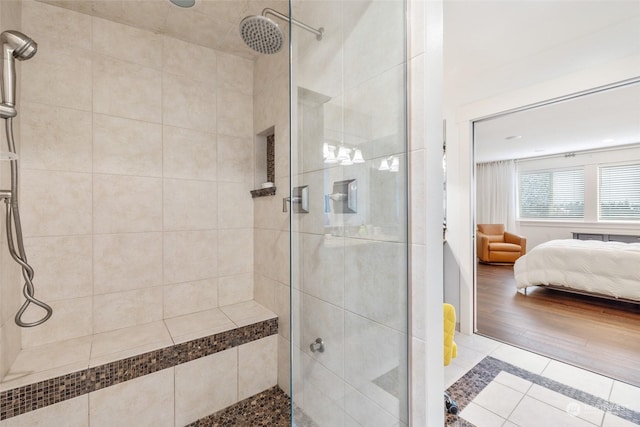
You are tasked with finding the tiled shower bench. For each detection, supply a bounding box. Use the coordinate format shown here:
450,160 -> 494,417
0,300 -> 289,426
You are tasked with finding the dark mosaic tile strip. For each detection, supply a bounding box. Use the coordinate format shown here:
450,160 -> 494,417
186,386 -> 290,427
445,356 -> 640,426
267,133 -> 275,184
0,370 -> 88,420
0,318 -> 278,421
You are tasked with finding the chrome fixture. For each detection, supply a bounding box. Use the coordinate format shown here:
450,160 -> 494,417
328,179 -> 357,213
309,337 -> 325,353
169,0 -> 195,7
0,30 -> 37,119
0,30 -> 52,327
240,8 -> 323,54
283,185 -> 309,213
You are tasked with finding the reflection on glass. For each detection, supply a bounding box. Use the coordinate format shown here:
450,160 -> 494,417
290,0 -> 408,425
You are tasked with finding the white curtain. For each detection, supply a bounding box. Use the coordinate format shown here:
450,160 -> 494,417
476,160 -> 516,231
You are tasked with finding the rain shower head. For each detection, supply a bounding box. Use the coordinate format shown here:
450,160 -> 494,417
240,15 -> 284,55
240,8 -> 323,55
0,30 -> 37,118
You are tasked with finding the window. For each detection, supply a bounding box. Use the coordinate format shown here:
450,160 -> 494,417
518,168 -> 584,219
599,163 -> 640,220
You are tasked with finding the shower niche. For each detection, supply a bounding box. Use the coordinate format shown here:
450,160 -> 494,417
251,127 -> 276,198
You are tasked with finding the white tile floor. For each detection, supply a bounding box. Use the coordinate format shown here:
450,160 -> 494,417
447,334 -> 640,427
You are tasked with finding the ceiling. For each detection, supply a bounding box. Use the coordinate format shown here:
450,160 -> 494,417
474,81 -> 640,163
443,0 -> 640,163
37,0 -> 287,59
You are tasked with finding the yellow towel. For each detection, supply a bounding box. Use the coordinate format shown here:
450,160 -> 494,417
444,303 -> 457,366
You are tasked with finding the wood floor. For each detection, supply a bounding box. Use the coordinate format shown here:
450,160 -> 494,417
476,262 -> 640,387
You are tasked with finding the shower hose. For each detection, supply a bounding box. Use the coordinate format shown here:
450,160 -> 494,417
3,117 -> 52,327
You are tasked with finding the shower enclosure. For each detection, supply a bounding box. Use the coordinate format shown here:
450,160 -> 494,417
289,1 -> 409,425
0,0 -> 429,424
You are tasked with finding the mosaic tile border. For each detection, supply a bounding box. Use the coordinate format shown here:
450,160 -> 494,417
187,386 -> 290,426
445,356 -> 640,426
266,133 -> 275,184
0,317 -> 278,420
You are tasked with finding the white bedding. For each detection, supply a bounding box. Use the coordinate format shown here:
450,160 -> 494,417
513,239 -> 640,301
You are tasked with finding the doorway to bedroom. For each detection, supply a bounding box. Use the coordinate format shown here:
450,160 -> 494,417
472,79 -> 640,388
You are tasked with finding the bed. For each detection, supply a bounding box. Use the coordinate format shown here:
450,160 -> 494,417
513,239 -> 640,302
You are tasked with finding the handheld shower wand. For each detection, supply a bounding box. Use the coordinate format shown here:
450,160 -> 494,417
0,30 -> 37,119
0,30 -> 52,327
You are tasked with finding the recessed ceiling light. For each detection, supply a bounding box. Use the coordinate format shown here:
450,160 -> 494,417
602,138 -> 615,143
169,0 -> 195,8
505,135 -> 522,140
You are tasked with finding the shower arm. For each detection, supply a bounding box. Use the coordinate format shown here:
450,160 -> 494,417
262,8 -> 324,40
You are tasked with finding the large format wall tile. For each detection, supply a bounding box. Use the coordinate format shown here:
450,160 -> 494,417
93,232 -> 163,295
163,230 -> 218,284
302,233 -> 345,307
21,46 -> 92,111
93,114 -> 162,177
162,73 -> 216,133
93,174 -> 162,234
218,228 -> 253,276
344,312 -> 407,421
238,335 -> 278,400
163,179 -> 218,231
93,17 -> 162,69
218,273 -> 253,307
217,52 -> 253,96
11,0 -> 258,358
217,89 -> 253,138
89,368 -> 174,427
163,278 -> 219,319
163,37 -> 217,88
218,182 -> 253,229
301,293 -> 344,378
21,297 -> 93,347
20,102 -> 92,173
93,288 -> 163,333
20,170 -> 92,237
93,56 -> 162,123
23,235 -> 92,301
175,348 -> 238,426
217,134 -> 253,183
163,126 -> 216,181
22,0 -> 92,51
344,240 -> 407,332
0,395 -> 89,427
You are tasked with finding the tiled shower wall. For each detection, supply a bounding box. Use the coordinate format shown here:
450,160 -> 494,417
5,0 -> 255,352
0,0 -> 23,380
250,10 -> 292,395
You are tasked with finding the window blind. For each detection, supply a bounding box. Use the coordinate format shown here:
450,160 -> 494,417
518,168 -> 584,219
599,163 -> 640,220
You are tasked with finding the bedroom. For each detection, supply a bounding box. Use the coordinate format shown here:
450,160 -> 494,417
473,80 -> 640,386
443,0 -> 640,397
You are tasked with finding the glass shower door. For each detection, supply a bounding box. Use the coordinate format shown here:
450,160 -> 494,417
289,1 -> 409,425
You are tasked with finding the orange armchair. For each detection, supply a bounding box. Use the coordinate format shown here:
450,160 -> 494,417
476,224 -> 526,264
